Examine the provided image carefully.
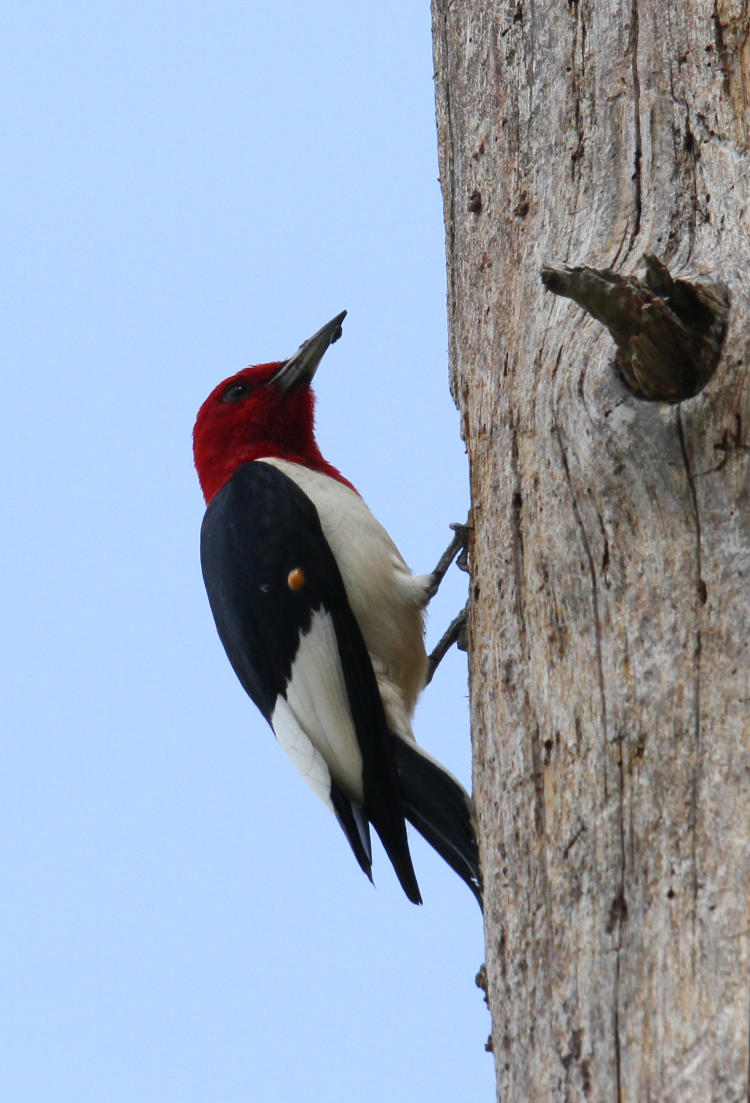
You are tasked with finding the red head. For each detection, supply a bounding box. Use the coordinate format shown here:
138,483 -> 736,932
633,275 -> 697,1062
193,312 -> 353,502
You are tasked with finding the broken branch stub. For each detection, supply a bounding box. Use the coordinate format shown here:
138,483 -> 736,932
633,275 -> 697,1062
541,256 -> 730,402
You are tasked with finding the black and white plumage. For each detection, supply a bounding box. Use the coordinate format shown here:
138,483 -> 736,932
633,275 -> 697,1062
194,314 -> 482,906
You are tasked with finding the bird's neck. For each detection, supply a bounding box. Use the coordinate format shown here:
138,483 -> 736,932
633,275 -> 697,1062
203,443 -> 357,502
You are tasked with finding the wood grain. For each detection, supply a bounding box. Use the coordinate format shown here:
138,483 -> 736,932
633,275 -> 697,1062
432,0 -> 750,1097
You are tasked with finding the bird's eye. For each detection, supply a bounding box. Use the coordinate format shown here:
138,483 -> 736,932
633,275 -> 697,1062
221,380 -> 251,403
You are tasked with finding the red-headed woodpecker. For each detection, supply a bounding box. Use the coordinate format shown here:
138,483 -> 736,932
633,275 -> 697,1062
193,313 -> 481,906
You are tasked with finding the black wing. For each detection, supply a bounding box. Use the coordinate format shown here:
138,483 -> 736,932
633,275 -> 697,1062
200,460 -> 422,903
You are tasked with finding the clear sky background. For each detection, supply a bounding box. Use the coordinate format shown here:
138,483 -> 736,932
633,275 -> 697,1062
3,4 -> 493,1100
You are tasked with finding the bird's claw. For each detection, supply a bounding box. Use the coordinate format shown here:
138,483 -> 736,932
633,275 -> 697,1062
426,517 -> 472,600
449,521 -> 471,575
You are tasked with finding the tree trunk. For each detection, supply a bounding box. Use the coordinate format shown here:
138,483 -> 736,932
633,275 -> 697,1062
432,0 -> 750,1098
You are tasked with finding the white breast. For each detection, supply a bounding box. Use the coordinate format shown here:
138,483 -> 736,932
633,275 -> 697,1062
258,458 -> 429,727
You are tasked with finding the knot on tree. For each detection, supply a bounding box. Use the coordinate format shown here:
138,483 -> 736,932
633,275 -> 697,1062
541,255 -> 730,402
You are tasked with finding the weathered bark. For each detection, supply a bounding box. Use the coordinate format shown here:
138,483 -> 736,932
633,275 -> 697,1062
432,0 -> 750,1099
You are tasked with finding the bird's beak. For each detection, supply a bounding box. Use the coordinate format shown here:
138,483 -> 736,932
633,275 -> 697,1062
270,311 -> 347,395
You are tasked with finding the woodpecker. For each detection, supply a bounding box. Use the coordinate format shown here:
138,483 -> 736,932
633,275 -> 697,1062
193,312 -> 481,907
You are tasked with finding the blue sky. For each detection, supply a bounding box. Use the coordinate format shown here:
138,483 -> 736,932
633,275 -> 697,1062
3,4 -> 492,1100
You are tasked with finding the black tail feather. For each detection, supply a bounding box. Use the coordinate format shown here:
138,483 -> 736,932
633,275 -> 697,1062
330,782 -> 373,881
369,808 -> 423,906
392,736 -> 483,909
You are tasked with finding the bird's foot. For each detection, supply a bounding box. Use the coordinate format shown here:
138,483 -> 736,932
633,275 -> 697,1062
425,604 -> 468,685
425,517 -> 472,601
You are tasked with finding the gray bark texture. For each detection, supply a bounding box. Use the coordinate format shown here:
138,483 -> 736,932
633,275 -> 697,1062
431,0 -> 750,1099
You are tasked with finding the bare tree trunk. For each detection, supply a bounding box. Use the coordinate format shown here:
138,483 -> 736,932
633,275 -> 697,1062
432,0 -> 750,1098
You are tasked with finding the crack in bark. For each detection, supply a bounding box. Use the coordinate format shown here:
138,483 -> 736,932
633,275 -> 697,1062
628,0 -> 642,253
530,723 -> 547,836
676,408 -> 703,966
665,29 -> 701,261
509,416 -> 528,647
562,819 -> 587,859
614,950 -> 623,1103
682,111 -> 700,262
568,0 -> 586,179
564,0 -> 588,268
553,410 -> 626,1101
552,417 -> 609,776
